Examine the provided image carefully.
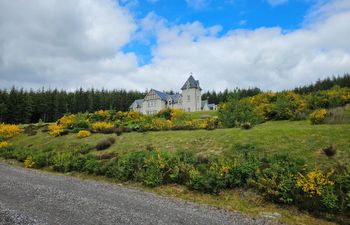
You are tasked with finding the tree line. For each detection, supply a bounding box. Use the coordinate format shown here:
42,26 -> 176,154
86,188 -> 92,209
1,74 -> 349,124
0,88 -> 144,124
294,73 -> 350,94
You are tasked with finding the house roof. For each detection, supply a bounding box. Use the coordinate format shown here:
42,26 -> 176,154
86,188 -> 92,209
130,99 -> 144,108
169,94 -> 181,103
152,89 -> 169,101
181,75 -> 201,90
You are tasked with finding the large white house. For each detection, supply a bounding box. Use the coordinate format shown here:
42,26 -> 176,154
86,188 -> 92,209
129,75 -> 216,115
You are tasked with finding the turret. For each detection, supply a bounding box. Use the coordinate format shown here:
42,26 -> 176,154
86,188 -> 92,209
181,74 -> 202,112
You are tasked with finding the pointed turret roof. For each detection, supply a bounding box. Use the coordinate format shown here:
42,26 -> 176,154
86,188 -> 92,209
181,75 -> 201,90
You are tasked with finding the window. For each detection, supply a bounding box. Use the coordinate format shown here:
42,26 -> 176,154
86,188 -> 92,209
188,108 -> 191,112
187,95 -> 190,102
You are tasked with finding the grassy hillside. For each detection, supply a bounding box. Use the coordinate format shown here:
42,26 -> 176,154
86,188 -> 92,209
11,120 -> 350,169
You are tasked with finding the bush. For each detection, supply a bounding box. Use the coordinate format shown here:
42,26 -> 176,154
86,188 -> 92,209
187,161 -> 228,194
0,141 -> 10,149
58,114 -> 76,129
77,130 -> 91,139
0,123 -> 22,139
48,124 -> 64,137
52,152 -> 75,172
92,122 -> 114,133
218,98 -> 264,128
0,145 -> 15,159
24,156 -> 35,168
310,108 -> 328,124
249,154 -> 304,204
96,138 -> 115,150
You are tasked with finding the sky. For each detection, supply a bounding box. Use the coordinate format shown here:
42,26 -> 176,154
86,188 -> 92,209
0,0 -> 350,92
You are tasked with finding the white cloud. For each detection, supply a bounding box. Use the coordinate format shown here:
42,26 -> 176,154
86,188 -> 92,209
133,0 -> 350,91
0,0 -> 349,92
267,0 -> 288,6
0,0 -> 139,90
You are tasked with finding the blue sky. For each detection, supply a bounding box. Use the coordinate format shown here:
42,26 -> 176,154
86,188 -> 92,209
122,0 -> 316,64
0,0 -> 349,91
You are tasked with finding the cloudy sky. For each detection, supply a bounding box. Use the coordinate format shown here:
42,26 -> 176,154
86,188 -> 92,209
0,0 -> 349,91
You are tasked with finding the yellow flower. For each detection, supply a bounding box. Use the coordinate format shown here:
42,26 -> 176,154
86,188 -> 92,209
309,108 -> 327,124
48,124 -> 64,137
0,123 -> 22,139
77,130 -> 91,138
0,141 -> 10,148
24,156 -> 35,168
296,168 -> 334,196
91,121 -> 114,132
58,114 -> 76,128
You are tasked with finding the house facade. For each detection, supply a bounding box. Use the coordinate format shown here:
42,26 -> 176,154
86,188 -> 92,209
129,75 -> 216,114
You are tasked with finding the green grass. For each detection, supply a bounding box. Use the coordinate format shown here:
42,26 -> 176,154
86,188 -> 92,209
186,110 -> 218,119
6,120 -> 350,225
12,120 -> 350,169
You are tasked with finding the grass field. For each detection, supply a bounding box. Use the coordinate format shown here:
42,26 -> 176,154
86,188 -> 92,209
5,120 -> 350,225
11,120 -> 350,169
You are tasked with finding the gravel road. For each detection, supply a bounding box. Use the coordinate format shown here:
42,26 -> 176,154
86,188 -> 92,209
0,163 -> 274,225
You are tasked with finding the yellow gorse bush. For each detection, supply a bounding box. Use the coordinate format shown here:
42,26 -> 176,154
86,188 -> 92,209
58,114 -> 76,128
0,123 -> 22,139
170,109 -> 184,121
296,168 -> 334,196
92,121 -> 114,132
309,108 -> 328,124
77,130 -> 91,138
24,156 -> 35,168
152,118 -> 173,130
0,141 -> 10,148
95,110 -> 111,120
48,124 -> 64,137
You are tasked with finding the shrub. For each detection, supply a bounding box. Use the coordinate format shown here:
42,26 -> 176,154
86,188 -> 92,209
96,138 -> 115,150
309,108 -> 328,124
77,130 -> 91,139
0,145 -> 15,159
274,92 -> 306,120
73,120 -> 90,130
323,146 -> 336,157
187,161 -> 228,194
48,124 -> 64,137
24,156 -> 35,168
92,121 -> 114,133
156,108 -> 173,120
332,165 -> 350,212
218,98 -> 264,128
0,141 -> 10,148
0,123 -> 22,139
52,152 -> 75,172
249,154 -> 304,204
296,168 -> 334,197
32,153 -> 51,168
88,110 -> 111,122
58,114 -> 76,129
